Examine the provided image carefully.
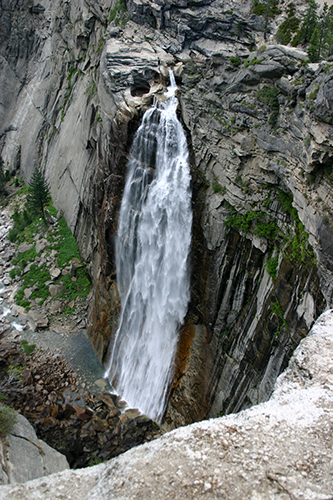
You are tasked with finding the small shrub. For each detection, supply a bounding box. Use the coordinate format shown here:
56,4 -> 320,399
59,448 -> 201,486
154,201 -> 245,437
266,255 -> 279,280
307,83 -> 320,101
303,135 -> 311,148
20,339 -> 36,356
8,364 -> 24,381
256,86 -> 279,106
8,209 -> 33,243
0,405 -> 16,436
230,56 -> 241,67
257,86 -> 279,126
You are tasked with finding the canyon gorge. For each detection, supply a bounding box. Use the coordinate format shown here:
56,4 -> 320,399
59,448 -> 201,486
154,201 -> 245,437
1,0 -> 333,494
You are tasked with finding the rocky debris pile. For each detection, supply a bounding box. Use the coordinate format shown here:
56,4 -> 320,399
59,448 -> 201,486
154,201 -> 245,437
0,334 -> 161,469
0,414 -> 69,485
1,309 -> 333,499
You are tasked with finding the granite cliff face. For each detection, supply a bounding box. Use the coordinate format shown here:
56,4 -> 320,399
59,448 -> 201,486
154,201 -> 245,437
1,0 -> 333,425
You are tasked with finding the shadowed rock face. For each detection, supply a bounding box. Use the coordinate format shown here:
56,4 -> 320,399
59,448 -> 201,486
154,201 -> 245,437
1,0 -> 333,427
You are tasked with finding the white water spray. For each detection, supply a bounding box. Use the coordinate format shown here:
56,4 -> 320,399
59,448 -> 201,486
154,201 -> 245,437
105,71 -> 192,422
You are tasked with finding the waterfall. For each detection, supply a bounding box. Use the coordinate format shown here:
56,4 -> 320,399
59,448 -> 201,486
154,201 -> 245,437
105,71 -> 192,422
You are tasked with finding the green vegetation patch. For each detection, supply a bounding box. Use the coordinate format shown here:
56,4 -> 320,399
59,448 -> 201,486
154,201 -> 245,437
225,206 -> 279,241
109,0 -> 128,26
252,0 -> 281,17
20,339 -> 36,356
230,56 -> 241,67
225,189 -> 316,277
8,209 -> 34,243
307,83 -> 320,101
0,405 -> 16,436
58,269 -> 91,302
212,177 -> 226,194
244,57 -> 264,68
276,2 -> 300,45
8,185 -> 90,311
15,264 -> 51,309
54,216 -> 81,267
266,254 -> 279,280
256,86 -> 280,126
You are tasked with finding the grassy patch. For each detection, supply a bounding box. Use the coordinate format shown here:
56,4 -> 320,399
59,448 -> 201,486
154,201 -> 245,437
307,83 -> 320,101
9,197 -> 90,311
54,217 -> 81,266
20,340 -> 36,356
58,269 -> 91,303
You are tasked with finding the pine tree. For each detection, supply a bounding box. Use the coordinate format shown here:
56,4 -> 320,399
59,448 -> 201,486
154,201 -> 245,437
308,26 -> 321,61
252,0 -> 281,40
26,167 -> 51,223
319,3 -> 333,59
276,3 -> 300,45
292,0 -> 318,46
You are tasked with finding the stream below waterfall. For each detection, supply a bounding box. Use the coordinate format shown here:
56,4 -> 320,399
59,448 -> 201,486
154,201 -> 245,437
105,71 -> 192,422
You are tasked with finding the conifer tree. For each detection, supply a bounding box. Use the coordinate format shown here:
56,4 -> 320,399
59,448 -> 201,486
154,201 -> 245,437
26,167 -> 51,223
292,0 -> 318,46
308,25 -> 321,61
319,3 -> 333,58
276,3 -> 300,45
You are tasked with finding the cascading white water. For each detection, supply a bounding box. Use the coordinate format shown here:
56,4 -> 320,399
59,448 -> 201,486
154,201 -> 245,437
105,71 -> 192,422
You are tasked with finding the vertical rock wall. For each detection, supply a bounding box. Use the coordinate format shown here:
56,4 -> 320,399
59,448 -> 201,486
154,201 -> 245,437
1,0 -> 333,427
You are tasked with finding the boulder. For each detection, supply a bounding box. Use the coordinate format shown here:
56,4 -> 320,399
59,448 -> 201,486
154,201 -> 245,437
17,243 -> 34,254
49,284 -> 65,297
252,60 -> 285,79
0,413 -> 68,485
50,268 -> 61,279
23,288 -> 33,299
27,311 -> 48,331
35,239 -> 49,254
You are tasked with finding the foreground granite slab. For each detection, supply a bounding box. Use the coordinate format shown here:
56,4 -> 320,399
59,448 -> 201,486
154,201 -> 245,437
1,309 -> 333,499
0,414 -> 69,485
